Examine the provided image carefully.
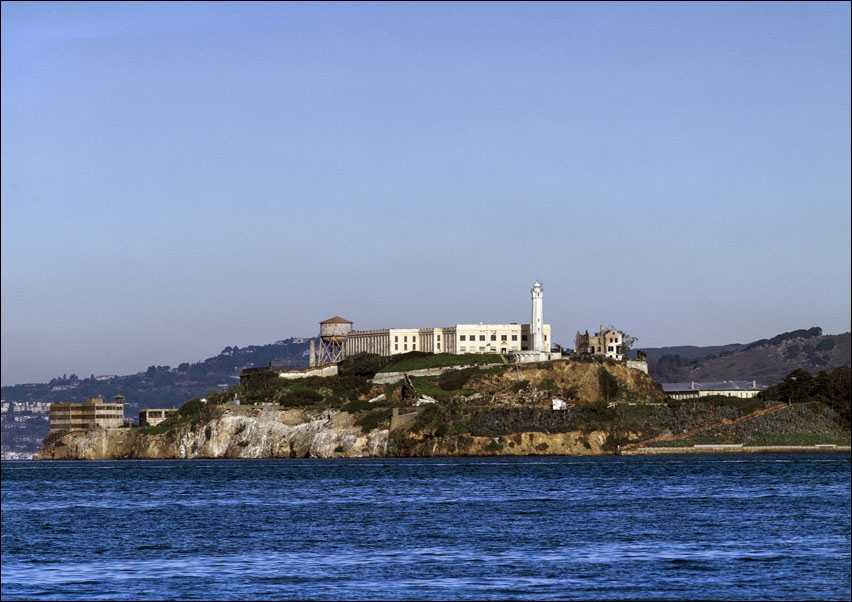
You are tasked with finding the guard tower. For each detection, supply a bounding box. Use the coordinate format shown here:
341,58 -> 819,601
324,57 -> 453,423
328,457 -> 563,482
318,316 -> 353,365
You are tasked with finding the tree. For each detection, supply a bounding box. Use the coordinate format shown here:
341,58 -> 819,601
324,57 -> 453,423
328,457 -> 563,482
621,333 -> 638,355
598,367 -> 619,402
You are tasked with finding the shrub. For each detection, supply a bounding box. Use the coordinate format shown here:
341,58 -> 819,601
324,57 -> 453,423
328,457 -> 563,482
342,398 -> 375,413
356,409 -> 388,433
179,398 -> 206,418
598,367 -> 620,402
339,353 -> 387,377
538,378 -> 557,392
816,338 -> 836,351
582,401 -> 616,422
278,388 -> 324,407
438,367 -> 478,391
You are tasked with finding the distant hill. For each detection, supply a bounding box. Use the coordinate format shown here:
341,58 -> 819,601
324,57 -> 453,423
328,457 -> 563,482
1,338 -> 313,409
638,328 -> 851,385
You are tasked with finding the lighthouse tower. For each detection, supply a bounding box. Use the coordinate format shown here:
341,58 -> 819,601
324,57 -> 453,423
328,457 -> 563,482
531,281 -> 545,352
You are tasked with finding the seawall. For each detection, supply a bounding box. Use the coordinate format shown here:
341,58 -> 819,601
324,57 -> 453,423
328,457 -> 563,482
620,444 -> 851,455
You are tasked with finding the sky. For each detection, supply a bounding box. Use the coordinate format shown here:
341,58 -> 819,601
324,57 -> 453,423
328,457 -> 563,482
2,1 -> 850,386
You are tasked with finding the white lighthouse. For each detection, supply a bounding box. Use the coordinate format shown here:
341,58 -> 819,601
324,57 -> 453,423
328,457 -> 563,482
531,280 -> 545,352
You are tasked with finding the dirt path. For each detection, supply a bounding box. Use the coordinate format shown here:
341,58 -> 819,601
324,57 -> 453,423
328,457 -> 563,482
621,403 -> 790,451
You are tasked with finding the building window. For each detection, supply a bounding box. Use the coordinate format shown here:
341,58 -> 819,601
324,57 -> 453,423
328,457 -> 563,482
460,335 -> 466,341
395,344 -> 398,351
404,336 -> 408,342
460,346 -> 466,352
437,335 -> 441,341
394,336 -> 398,342
501,335 -> 507,341
404,344 -> 408,350
491,335 -> 496,341
479,335 -> 485,341
512,335 -> 517,341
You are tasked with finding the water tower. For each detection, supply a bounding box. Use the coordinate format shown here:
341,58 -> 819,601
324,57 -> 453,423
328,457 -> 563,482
318,316 -> 353,365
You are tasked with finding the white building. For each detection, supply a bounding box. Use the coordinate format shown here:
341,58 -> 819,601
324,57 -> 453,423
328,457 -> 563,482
661,381 -> 767,400
328,282 -> 558,362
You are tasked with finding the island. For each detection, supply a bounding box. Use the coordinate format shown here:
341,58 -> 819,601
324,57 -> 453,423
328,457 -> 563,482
36,352 -> 851,460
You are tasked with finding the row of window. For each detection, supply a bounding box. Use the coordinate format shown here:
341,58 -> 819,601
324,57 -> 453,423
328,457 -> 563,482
459,334 -> 520,342
459,346 -> 521,353
393,335 -> 443,343
393,334 -> 529,343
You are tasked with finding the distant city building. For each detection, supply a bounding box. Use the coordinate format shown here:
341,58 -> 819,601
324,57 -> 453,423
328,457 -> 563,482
48,396 -> 126,432
575,326 -> 624,360
138,407 -> 178,427
662,381 -> 767,400
318,282 -> 558,364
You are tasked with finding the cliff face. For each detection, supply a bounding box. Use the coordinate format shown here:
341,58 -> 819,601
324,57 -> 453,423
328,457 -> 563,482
36,403 -> 612,460
37,406 -> 388,460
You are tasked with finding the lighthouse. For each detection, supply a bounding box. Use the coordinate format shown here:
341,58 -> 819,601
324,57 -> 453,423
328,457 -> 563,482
531,281 -> 545,352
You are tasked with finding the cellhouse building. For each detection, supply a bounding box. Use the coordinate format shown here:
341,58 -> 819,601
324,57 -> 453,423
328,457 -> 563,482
314,281 -> 562,365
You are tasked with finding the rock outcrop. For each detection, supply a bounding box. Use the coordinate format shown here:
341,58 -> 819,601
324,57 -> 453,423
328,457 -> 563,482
36,402 -> 615,460
37,406 -> 388,460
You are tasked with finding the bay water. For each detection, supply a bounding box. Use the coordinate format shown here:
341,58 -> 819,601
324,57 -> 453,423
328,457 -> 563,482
2,455 -> 850,600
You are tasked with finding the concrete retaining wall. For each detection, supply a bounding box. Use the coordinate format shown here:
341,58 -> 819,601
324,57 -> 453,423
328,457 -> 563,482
372,364 -> 490,385
621,445 -> 850,455
277,364 -> 338,380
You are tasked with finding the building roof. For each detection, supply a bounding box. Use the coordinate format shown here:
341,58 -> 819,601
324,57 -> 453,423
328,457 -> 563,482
320,316 -> 353,324
661,381 -> 767,393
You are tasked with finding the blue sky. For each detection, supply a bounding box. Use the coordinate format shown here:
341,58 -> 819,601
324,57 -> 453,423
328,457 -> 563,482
2,1 -> 850,386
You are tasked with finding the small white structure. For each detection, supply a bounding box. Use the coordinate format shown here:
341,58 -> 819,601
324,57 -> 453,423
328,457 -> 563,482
552,398 -> 567,411
662,381 -> 767,400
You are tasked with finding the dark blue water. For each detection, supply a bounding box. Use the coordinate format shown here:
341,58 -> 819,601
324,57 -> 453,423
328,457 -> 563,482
2,455 -> 850,601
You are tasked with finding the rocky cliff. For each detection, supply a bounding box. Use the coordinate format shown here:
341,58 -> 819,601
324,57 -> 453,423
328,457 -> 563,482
37,406 -> 389,460
36,403 -> 616,460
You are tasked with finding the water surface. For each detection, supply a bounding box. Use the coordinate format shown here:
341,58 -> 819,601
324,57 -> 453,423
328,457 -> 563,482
2,455 -> 850,600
